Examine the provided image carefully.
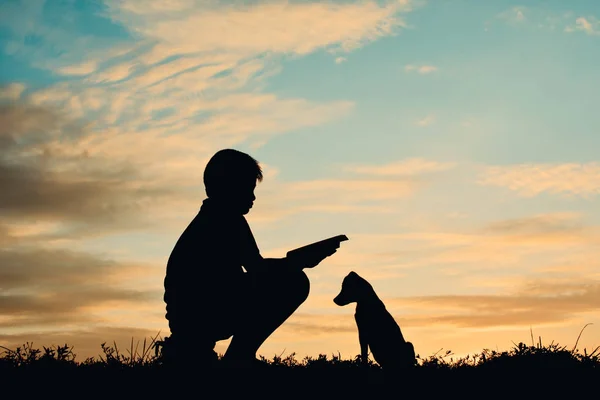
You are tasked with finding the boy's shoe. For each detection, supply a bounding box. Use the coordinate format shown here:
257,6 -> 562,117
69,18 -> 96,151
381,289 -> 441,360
220,356 -> 270,369
160,336 -> 218,369
199,349 -> 219,368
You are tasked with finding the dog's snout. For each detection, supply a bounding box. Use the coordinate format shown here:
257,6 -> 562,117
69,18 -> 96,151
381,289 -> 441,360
334,274 -> 357,306
333,294 -> 343,305
333,288 -> 351,306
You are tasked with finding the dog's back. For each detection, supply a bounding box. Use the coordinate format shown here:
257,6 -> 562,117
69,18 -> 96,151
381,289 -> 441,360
334,271 -> 416,369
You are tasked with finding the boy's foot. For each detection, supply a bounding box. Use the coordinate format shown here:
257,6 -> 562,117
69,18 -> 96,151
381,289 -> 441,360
200,349 -> 219,367
160,337 -> 218,370
220,356 -> 269,369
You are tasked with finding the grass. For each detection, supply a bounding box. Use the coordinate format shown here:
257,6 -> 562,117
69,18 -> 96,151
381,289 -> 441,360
2,327 -> 599,395
3,335 -> 598,370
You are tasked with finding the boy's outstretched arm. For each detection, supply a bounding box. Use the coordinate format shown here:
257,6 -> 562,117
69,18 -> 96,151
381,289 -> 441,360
243,256 -> 303,273
244,248 -> 337,273
239,217 -> 337,273
264,245 -> 338,270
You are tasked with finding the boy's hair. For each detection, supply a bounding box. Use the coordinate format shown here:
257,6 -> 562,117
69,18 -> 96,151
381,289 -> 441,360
203,149 -> 263,197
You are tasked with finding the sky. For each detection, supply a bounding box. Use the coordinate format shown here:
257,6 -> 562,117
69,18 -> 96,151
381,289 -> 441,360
1,0 -> 599,363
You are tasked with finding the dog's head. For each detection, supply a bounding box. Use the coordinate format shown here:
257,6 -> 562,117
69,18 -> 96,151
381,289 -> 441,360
333,271 -> 374,306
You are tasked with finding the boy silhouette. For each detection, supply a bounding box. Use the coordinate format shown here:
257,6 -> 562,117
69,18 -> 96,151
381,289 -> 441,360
162,149 -> 338,368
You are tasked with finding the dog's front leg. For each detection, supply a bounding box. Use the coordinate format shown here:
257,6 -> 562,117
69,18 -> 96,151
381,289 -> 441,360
359,333 -> 369,366
355,314 -> 369,366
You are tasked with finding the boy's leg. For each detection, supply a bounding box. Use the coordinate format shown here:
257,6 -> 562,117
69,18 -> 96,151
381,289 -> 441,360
162,333 -> 219,370
223,268 -> 310,362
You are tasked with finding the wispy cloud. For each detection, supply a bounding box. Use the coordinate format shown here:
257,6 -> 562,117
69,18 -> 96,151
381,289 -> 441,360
56,61 -> 99,76
478,163 -> 600,198
404,64 -> 438,74
104,0 -> 414,59
565,16 -> 600,35
496,7 -> 600,35
0,83 -> 26,101
404,278 -> 600,328
250,178 -> 418,225
497,6 -> 527,24
0,243 -> 160,329
483,212 -> 586,237
416,114 -> 436,126
0,101 -> 177,237
317,212 -> 600,282
342,158 -> 455,176
249,157 -> 455,225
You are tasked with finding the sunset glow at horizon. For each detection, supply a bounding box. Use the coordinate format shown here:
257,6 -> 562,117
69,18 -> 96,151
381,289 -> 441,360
1,0 -> 599,363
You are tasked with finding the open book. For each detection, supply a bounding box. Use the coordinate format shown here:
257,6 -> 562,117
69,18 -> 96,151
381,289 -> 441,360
286,234 -> 349,258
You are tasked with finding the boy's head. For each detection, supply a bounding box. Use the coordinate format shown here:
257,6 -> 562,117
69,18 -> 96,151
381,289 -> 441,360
203,149 -> 263,214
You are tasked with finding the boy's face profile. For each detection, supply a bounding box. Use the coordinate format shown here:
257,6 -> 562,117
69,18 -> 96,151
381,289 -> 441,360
235,177 -> 257,215
211,176 -> 257,215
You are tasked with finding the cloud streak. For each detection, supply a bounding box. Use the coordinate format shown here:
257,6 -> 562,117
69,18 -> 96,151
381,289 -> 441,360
343,158 -> 455,176
497,6 -> 527,24
404,278 -> 600,328
565,16 -> 600,35
416,114 -> 435,126
249,157 -> 456,225
316,212 -> 600,281
405,64 -> 438,74
0,101 -> 178,238
104,0 -> 413,57
0,243 -> 160,330
479,163 -> 600,198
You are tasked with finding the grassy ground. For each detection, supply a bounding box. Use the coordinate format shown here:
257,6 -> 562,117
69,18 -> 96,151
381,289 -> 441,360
2,334 -> 599,396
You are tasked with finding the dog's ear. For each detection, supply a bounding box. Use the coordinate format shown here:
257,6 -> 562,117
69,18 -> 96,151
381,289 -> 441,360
351,272 -> 376,297
349,271 -> 368,284
349,271 -> 364,281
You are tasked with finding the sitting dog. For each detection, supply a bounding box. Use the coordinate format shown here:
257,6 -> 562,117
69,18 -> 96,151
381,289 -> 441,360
334,271 -> 416,369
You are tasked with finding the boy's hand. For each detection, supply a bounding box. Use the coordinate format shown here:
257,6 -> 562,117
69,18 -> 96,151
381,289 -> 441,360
287,244 -> 338,269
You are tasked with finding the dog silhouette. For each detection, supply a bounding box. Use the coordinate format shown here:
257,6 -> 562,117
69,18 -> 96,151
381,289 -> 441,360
334,271 -> 416,369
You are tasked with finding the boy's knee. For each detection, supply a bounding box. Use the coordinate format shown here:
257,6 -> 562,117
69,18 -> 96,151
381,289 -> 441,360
292,270 -> 310,303
255,268 -> 310,304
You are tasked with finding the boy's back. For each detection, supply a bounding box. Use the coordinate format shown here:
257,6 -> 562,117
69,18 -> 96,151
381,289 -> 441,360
163,198 -> 260,340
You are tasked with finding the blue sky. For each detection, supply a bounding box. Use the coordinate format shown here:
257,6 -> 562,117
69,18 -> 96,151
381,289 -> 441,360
1,0 -> 599,361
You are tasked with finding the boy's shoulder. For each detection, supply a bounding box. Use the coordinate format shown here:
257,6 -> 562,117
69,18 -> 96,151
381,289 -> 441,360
194,206 -> 250,235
